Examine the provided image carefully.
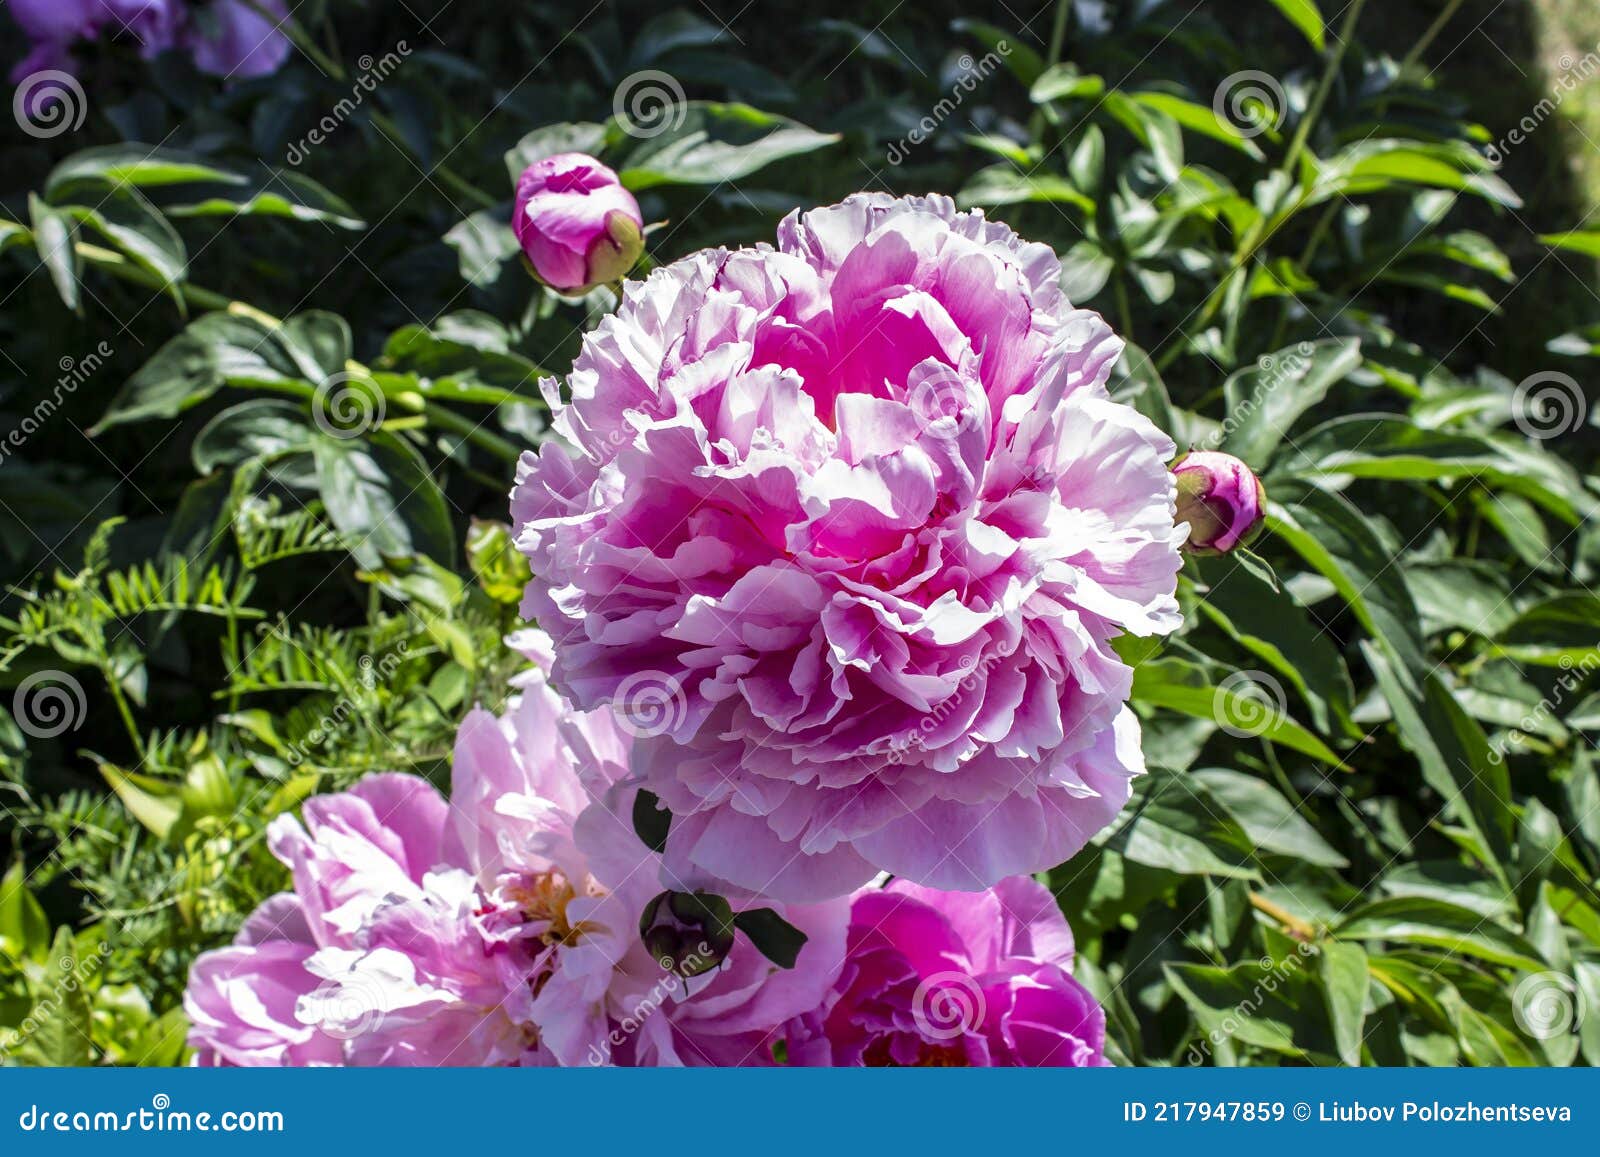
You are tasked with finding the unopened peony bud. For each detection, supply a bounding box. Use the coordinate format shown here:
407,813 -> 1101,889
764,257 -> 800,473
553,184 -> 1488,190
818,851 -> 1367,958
512,153 -> 644,294
1172,451 -> 1266,555
639,890 -> 735,978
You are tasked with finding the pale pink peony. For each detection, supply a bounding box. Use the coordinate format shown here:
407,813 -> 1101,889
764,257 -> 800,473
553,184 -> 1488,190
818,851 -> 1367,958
184,640 -> 846,1066
512,193 -> 1184,903
783,875 -> 1109,1067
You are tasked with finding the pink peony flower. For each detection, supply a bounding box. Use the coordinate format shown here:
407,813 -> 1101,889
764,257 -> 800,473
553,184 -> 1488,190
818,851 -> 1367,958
1172,450 -> 1266,555
512,193 -> 1184,903
184,639 -> 846,1066
512,153 -> 645,294
783,875 -> 1109,1067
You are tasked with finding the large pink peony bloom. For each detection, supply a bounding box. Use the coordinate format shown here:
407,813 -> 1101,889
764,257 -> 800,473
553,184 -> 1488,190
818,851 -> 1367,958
512,193 -> 1184,902
783,875 -> 1109,1067
184,640 -> 845,1066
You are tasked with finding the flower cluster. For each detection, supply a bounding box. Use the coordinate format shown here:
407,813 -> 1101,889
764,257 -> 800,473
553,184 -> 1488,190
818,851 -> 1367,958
186,637 -> 1106,1067
182,185 -> 1229,1067
186,639 -> 847,1067
8,0 -> 291,83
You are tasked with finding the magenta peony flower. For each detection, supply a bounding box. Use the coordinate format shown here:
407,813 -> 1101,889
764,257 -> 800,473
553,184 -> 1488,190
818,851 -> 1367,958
512,193 -> 1184,902
1172,450 -> 1266,555
512,153 -> 645,294
782,875 -> 1109,1067
184,639 -> 845,1066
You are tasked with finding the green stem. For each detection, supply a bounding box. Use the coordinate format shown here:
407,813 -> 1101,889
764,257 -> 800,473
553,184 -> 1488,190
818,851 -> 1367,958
1046,0 -> 1071,67
1398,0 -> 1467,77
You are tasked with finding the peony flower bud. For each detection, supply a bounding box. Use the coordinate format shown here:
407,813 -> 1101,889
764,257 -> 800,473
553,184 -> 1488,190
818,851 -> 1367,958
512,153 -> 644,294
1172,450 -> 1266,555
639,890 -> 735,978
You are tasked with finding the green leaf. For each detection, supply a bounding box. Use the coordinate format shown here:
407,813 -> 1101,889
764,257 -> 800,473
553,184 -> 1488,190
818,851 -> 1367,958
45,145 -> 244,201
1263,0 -> 1325,49
1190,768 -> 1348,867
952,19 -> 1045,87
192,400 -> 318,474
1362,642 -> 1515,869
1538,230 -> 1600,259
610,103 -> 838,189
1106,767 -> 1258,878
10,928 -> 95,1067
98,762 -> 183,840
1166,959 -> 1333,1059
1220,338 -> 1362,468
29,194 -> 79,311
957,165 -> 1095,212
1292,414 -> 1590,524
1268,481 -> 1428,679
1335,897 -> 1545,972
311,431 -> 456,569
1029,64 -> 1105,104
1491,595 -> 1600,667
94,312 -> 299,432
732,908 -> 808,969
443,206 -> 519,288
64,190 -> 187,301
1192,553 -> 1354,736
1318,941 -> 1368,1065
1131,658 -> 1350,769
0,862 -> 50,964
633,789 -> 671,853
1127,91 -> 1265,158
166,170 -> 365,230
